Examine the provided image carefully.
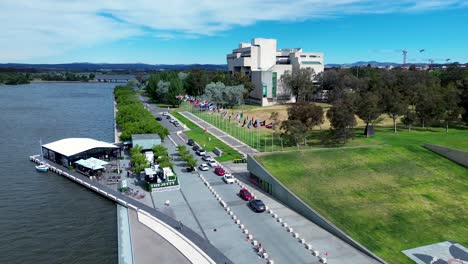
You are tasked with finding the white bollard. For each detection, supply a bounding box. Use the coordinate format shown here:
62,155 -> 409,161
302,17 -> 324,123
312,250 -> 319,256
243,229 -> 249,234
282,222 -> 288,227
235,219 -> 240,224
287,227 -> 294,233
229,211 -> 233,216
306,244 -> 313,250
277,218 -> 282,223
273,214 -> 278,218
247,234 -> 253,240
226,207 -> 230,212
165,200 -> 170,206
269,209 -> 274,214
293,232 -> 299,238
240,224 -> 244,229
265,206 -> 269,211
300,238 -> 306,244
232,215 -> 237,220
320,257 -> 327,263
252,240 -> 258,246
268,260 -> 274,264
262,252 -> 268,259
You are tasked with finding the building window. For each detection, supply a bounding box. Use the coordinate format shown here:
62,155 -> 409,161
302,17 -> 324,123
262,84 -> 267,97
301,61 -> 322,65
300,55 -> 307,58
272,72 -> 277,97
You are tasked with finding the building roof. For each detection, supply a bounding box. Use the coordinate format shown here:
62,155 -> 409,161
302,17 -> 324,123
43,138 -> 118,157
132,134 -> 161,150
75,157 -> 109,170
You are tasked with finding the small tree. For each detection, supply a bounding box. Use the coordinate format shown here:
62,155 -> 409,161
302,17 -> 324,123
152,145 -> 168,158
130,145 -> 148,174
280,120 -> 307,147
186,155 -> 197,169
355,91 -> 383,137
326,102 -> 356,144
439,83 -> 462,132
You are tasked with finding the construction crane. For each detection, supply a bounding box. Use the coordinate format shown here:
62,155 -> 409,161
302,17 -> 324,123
398,49 -> 425,68
426,58 -> 451,70
371,49 -> 425,68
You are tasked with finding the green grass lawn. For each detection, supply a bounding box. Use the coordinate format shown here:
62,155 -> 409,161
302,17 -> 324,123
171,111 -> 243,162
255,128 -> 468,264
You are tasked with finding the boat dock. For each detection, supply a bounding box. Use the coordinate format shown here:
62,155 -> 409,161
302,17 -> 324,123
29,155 -> 232,264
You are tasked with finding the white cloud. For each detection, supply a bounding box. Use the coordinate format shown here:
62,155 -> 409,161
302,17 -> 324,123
0,0 -> 465,61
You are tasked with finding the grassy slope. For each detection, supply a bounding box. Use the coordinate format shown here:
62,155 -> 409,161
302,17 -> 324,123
172,112 -> 242,162
255,128 -> 468,263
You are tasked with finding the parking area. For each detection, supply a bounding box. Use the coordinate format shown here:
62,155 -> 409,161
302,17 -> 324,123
137,95 -> 377,264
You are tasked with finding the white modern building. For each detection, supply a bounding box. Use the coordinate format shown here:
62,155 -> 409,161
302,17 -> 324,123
227,38 -> 324,106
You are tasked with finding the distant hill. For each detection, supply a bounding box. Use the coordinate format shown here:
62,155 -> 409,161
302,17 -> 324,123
326,61 -> 402,68
0,63 -> 227,71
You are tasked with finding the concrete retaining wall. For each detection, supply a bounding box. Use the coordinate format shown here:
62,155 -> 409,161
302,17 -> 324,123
423,144 -> 468,168
247,155 -> 386,264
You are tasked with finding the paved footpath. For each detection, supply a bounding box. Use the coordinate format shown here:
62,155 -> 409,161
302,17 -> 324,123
180,112 -> 257,156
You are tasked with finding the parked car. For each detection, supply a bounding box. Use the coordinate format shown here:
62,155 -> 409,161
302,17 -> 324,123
223,174 -> 235,184
186,167 -> 195,172
224,171 -> 232,177
214,166 -> 225,176
208,159 -> 217,167
169,119 -> 175,123
248,199 -> 266,212
174,122 -> 180,127
187,139 -> 195,146
239,188 -> 253,201
162,112 -> 168,116
196,148 -> 206,156
166,115 -> 171,119
192,145 -> 200,151
198,164 -> 209,171
156,117 -> 163,121
202,155 -> 212,161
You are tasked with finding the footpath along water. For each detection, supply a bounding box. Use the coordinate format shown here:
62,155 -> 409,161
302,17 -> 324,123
0,82 -> 118,264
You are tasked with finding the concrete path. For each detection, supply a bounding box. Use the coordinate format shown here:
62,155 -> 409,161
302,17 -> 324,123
180,111 -> 258,156
128,209 -> 192,264
117,205 -> 134,264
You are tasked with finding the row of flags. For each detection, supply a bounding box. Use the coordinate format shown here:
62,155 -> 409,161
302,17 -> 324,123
177,94 -> 274,129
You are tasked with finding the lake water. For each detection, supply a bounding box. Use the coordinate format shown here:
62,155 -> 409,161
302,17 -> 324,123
0,82 -> 118,264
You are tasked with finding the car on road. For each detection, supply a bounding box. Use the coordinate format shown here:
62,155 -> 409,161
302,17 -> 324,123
169,119 -> 175,123
187,139 -> 195,146
192,145 -> 200,151
162,112 -> 168,116
214,166 -> 225,176
208,159 -> 217,167
156,117 -> 162,121
239,188 -> 253,201
224,171 -> 232,177
186,167 -> 195,172
248,199 -> 266,212
223,174 -> 235,184
174,122 -> 180,127
198,164 -> 209,171
196,148 -> 206,156
202,155 -> 212,161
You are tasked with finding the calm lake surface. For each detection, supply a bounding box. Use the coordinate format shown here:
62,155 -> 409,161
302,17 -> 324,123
0,82 -> 118,264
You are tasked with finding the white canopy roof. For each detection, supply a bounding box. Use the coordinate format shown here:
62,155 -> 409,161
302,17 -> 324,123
43,138 -> 118,157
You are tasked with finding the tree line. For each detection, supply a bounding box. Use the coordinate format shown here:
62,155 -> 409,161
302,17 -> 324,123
38,72 -> 95,81
279,65 -> 468,145
145,69 -> 254,106
114,85 -> 169,141
0,72 -> 31,85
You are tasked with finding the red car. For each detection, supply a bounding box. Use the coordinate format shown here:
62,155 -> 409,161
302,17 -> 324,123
214,166 -> 225,176
239,188 -> 253,201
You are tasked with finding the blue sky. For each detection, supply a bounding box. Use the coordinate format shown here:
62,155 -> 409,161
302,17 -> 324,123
1,0 -> 467,64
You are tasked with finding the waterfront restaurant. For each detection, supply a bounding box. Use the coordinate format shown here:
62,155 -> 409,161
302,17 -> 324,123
42,138 -> 120,167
